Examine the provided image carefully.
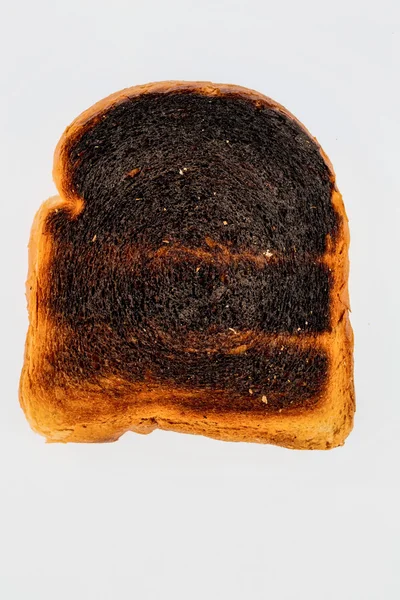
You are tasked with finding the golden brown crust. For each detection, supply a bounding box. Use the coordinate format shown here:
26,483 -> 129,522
20,81 -> 354,448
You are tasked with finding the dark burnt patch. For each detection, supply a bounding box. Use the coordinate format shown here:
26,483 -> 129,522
44,89 -> 337,410
42,320 -> 329,413
54,91 -> 338,255
46,242 -> 332,335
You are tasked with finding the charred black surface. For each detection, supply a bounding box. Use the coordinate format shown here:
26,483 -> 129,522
44,319 -> 328,412
44,89 -> 338,409
47,243 -> 332,334
61,91 -> 337,255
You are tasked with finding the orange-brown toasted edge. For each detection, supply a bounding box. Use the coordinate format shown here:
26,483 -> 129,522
20,81 -> 355,448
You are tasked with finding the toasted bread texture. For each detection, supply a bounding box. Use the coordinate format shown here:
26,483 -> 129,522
20,81 -> 354,448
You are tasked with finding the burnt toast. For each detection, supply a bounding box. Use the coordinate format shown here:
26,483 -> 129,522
20,81 -> 354,448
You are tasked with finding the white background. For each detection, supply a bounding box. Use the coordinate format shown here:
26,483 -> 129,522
1,0 -> 399,597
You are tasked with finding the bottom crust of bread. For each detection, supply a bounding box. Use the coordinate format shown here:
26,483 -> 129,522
20,325 -> 354,449
20,319 -> 354,450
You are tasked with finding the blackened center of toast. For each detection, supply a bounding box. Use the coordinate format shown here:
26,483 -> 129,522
44,90 -> 338,412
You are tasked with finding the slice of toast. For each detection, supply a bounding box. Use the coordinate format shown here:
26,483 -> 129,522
20,81 -> 354,449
